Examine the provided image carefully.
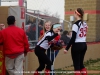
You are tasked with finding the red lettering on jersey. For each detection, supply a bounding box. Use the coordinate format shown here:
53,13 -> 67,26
79,27 -> 87,37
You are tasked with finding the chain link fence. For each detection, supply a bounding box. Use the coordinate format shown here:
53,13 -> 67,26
25,9 -> 64,49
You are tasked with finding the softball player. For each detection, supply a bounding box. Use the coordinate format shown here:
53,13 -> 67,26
64,8 -> 88,75
34,24 -> 61,75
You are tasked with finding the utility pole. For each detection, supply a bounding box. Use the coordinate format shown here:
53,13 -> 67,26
36,10 -> 39,41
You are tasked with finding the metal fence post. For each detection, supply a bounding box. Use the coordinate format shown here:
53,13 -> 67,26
36,10 -> 39,41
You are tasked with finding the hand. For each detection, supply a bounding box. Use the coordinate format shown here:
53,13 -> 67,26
64,50 -> 68,54
0,24 -> 5,30
24,53 -> 27,57
62,42 -> 65,46
58,31 -> 61,35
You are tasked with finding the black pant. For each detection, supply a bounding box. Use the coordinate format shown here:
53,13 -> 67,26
71,42 -> 87,71
47,48 -> 59,64
34,46 -> 52,71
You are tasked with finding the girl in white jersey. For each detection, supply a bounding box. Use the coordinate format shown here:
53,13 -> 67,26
64,8 -> 88,75
34,24 -> 61,75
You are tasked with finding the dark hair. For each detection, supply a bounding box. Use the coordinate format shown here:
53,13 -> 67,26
50,24 -> 53,31
76,8 -> 84,23
7,16 -> 15,25
62,31 -> 68,35
50,23 -> 60,31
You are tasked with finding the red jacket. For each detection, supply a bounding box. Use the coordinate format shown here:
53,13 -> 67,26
40,30 -> 43,36
0,25 -> 29,58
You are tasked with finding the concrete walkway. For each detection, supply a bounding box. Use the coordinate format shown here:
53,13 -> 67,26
87,70 -> 100,74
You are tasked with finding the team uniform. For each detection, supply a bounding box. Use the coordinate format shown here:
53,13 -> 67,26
40,30 -> 60,62
66,20 -> 88,71
35,30 -> 58,71
39,29 -> 60,75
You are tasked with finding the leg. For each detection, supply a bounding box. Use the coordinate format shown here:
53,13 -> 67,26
51,50 -> 59,75
71,45 -> 81,75
36,57 -> 45,71
35,46 -> 52,75
37,51 -> 51,75
51,50 -> 59,62
41,51 -> 52,75
80,49 -> 87,69
35,48 -> 46,71
80,43 -> 87,75
71,49 -> 81,70
5,56 -> 15,75
80,50 -> 87,75
34,58 -> 45,75
43,53 -> 51,70
14,54 -> 24,75
47,48 -> 50,58
55,50 -> 59,57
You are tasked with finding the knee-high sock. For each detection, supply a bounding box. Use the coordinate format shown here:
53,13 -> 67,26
80,68 -> 87,75
45,69 -> 50,75
74,71 -> 81,75
34,71 -> 40,75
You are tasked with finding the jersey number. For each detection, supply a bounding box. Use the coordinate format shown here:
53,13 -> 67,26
79,27 -> 87,37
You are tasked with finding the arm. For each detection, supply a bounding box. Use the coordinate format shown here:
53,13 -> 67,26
65,24 -> 78,51
0,31 -> 3,45
23,32 -> 29,54
65,31 -> 77,51
45,33 -> 58,42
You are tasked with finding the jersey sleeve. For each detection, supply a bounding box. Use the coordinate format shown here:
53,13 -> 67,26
65,31 -> 77,50
72,24 -> 78,33
45,32 -> 51,36
45,32 -> 58,41
54,35 -> 60,41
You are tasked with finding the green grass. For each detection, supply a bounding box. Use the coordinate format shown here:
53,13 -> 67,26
85,58 -> 100,70
54,58 -> 100,75
41,58 -> 100,75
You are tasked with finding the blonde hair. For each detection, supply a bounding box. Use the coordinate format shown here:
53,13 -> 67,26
38,21 -> 51,41
43,21 -> 51,34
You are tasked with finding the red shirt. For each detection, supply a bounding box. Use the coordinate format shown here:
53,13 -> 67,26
0,25 -> 29,58
54,35 -> 60,41
40,30 -> 44,36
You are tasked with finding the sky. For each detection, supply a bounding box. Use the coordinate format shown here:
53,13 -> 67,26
27,0 -> 65,20
1,0 -> 65,21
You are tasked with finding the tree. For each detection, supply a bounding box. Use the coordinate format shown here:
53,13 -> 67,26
43,9 -> 51,16
52,12 -> 60,19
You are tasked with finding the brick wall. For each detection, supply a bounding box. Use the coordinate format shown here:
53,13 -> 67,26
65,0 -> 100,42
0,7 -> 9,27
96,0 -> 100,41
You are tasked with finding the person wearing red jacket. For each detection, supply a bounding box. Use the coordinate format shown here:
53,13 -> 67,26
0,16 -> 29,75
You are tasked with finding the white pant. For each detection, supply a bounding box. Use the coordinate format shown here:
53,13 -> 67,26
5,54 -> 24,75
